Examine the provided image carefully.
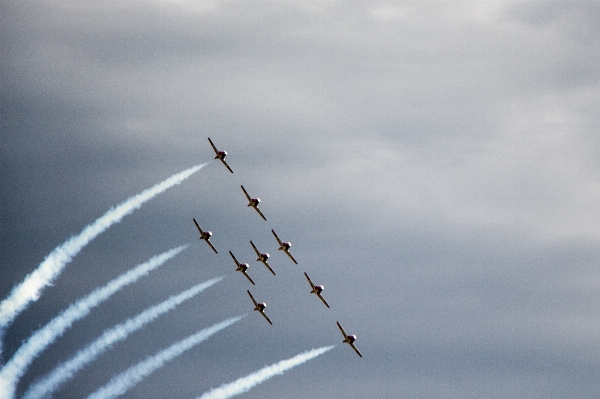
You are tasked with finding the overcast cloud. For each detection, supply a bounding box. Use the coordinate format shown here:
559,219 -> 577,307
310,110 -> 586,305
2,1 -> 600,398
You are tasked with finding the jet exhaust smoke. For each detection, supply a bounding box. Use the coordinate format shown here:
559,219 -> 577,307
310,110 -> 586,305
0,246 -> 187,399
22,276 -> 223,399
197,345 -> 335,399
86,316 -> 245,399
0,163 -> 207,334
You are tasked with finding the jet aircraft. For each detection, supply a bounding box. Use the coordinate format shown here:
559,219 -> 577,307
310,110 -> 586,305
241,185 -> 267,221
229,251 -> 255,285
304,272 -> 330,308
193,218 -> 218,254
336,321 -> 362,358
247,290 -> 272,325
250,240 -> 276,275
208,137 -> 233,173
271,229 -> 298,264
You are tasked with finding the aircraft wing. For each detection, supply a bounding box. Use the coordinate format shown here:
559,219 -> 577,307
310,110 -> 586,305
242,271 -> 256,285
241,185 -> 252,202
254,206 -> 267,221
192,218 -> 203,235
336,321 -> 348,339
350,343 -> 363,358
220,159 -> 234,173
205,239 -> 218,254
247,290 -> 258,307
208,137 -> 219,155
260,311 -> 273,325
285,250 -> 298,264
229,251 -> 240,267
250,241 -> 261,257
262,260 -> 276,276
317,293 -> 330,308
304,272 -> 316,289
271,229 -> 283,246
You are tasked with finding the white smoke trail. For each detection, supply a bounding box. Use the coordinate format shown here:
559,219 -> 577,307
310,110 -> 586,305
0,163 -> 207,332
23,277 -> 223,399
86,316 -> 244,399
197,345 -> 335,399
0,246 -> 186,399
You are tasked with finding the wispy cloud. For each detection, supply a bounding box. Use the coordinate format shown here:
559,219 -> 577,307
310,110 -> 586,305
0,163 -> 207,332
22,276 -> 222,399
86,316 -> 245,399
197,346 -> 335,399
0,246 -> 187,399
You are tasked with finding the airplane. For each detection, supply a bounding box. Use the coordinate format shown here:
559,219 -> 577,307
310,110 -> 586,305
271,229 -> 298,265
250,240 -> 276,275
229,251 -> 255,285
241,185 -> 267,221
304,272 -> 330,308
193,218 -> 218,254
208,137 -> 233,173
247,290 -> 272,325
336,321 -> 362,358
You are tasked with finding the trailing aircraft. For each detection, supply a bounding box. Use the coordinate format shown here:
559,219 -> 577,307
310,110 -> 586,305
336,321 -> 362,358
193,218 -> 218,254
229,251 -> 255,285
271,229 -> 297,264
304,272 -> 330,308
241,185 -> 267,221
250,240 -> 276,275
247,290 -> 272,325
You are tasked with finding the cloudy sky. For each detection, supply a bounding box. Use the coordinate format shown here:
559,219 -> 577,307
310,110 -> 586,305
2,1 -> 600,398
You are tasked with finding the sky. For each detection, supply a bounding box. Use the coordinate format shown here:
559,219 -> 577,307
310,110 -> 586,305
1,0 -> 600,398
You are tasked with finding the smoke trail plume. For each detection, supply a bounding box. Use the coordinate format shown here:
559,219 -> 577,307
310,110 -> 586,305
0,163 -> 207,332
86,316 -> 244,399
23,277 -> 223,399
0,246 -> 186,399
197,346 -> 335,399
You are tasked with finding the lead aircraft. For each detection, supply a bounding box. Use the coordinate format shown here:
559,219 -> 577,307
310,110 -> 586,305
247,290 -> 272,325
336,321 -> 362,358
208,137 -> 233,173
193,218 -> 218,254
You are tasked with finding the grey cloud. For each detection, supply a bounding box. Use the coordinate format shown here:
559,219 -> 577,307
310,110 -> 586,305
3,1 -> 600,398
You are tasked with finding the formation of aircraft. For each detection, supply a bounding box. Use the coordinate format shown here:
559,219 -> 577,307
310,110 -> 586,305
193,218 -> 218,254
247,290 -> 272,325
193,138 -> 362,357
337,321 -> 362,358
229,251 -> 255,285
208,137 -> 233,173
271,229 -> 298,264
241,185 -> 267,221
250,240 -> 276,275
304,272 -> 330,308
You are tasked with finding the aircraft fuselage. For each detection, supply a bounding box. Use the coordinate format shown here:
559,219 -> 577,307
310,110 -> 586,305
344,335 -> 357,344
279,242 -> 291,251
200,231 -> 212,240
255,303 -> 266,312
